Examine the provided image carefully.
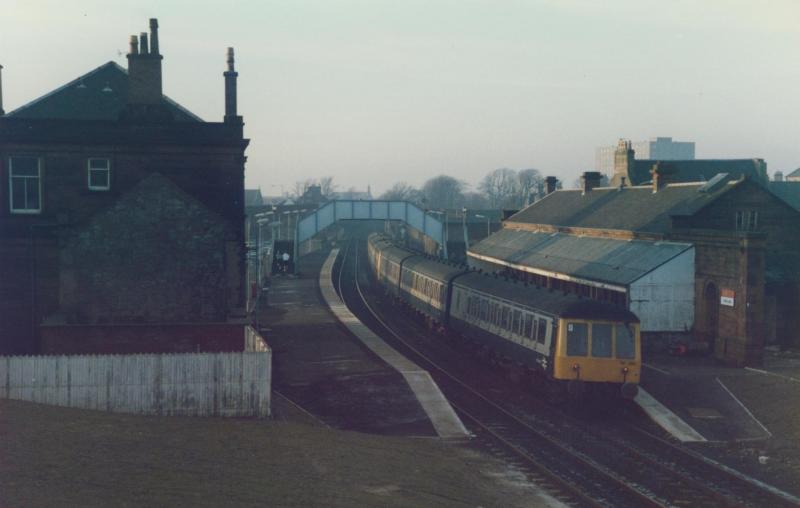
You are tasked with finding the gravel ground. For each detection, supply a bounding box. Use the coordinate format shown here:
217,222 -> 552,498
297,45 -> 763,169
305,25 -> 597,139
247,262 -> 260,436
0,399 -> 562,508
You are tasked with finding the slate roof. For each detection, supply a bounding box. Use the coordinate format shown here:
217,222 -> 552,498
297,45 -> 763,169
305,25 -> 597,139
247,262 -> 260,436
468,228 -> 692,287
506,180 -> 738,235
611,159 -> 767,187
768,182 -> 800,212
6,62 -> 201,122
245,189 -> 264,207
786,168 -> 800,180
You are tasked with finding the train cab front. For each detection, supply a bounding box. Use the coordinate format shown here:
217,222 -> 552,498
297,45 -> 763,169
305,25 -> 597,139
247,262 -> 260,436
553,319 -> 641,400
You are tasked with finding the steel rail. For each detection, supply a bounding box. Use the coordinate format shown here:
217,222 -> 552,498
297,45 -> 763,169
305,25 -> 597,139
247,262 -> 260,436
341,241 -> 666,508
348,240 -> 800,507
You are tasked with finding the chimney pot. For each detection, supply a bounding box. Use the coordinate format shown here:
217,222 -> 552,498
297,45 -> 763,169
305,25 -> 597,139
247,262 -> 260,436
224,47 -> 240,123
149,18 -> 159,55
227,47 -> 235,72
129,35 -> 139,55
139,32 -> 149,54
0,64 -> 4,116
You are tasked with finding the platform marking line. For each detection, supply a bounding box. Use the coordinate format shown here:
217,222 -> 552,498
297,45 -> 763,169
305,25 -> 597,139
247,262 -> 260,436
319,249 -> 469,439
642,363 -> 671,376
634,388 -> 707,442
744,367 -> 800,384
714,377 -> 773,439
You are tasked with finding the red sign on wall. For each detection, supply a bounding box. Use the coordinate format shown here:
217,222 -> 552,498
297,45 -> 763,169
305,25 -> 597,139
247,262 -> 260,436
720,288 -> 735,307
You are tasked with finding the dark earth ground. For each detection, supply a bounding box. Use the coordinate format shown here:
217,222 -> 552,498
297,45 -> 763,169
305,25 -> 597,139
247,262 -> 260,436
0,397 -> 559,508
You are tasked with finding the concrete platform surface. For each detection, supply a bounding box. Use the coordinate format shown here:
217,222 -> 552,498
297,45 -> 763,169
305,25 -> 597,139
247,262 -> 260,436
319,250 -> 468,439
257,251 -> 437,436
640,355 -> 773,442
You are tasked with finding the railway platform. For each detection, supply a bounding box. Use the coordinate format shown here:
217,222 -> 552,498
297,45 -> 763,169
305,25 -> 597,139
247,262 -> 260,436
638,355 -> 776,443
255,250 -> 440,436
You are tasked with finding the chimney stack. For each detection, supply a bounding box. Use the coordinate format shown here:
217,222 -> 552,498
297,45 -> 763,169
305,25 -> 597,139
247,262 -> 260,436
650,162 -> 676,193
545,176 -> 558,195
581,171 -> 602,195
125,19 -> 163,108
613,138 -> 635,183
224,47 -> 241,124
0,64 -> 4,116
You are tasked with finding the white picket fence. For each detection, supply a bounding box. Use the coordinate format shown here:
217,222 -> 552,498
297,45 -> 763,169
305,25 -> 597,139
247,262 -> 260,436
0,349 -> 272,418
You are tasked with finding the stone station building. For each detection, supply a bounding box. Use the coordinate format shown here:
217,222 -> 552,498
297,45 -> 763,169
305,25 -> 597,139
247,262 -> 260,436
0,20 -> 250,355
468,170 -> 800,367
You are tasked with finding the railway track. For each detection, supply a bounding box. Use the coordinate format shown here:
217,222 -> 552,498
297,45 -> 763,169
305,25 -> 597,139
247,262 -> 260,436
335,240 -> 800,508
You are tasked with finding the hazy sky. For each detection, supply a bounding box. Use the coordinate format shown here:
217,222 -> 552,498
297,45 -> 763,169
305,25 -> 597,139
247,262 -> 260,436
3,1 -> 799,195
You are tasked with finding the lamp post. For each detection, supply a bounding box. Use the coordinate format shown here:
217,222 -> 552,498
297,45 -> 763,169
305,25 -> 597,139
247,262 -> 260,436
428,210 -> 448,259
462,207 -> 468,252
475,214 -> 491,238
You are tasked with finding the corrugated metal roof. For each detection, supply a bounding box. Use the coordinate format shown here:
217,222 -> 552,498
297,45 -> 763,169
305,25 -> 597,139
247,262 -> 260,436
468,228 -> 692,287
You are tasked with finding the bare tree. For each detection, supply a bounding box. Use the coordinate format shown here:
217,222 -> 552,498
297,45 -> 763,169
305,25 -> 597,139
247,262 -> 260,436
380,182 -> 421,202
479,168 -> 518,208
516,168 -> 543,207
462,191 -> 489,209
422,175 -> 466,210
292,179 -> 315,198
319,176 -> 337,199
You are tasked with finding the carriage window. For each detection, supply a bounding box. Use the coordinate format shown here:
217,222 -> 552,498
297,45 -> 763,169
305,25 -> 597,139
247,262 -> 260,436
524,314 -> 534,339
615,324 -> 636,359
537,319 -> 547,344
591,323 -> 612,357
566,322 -> 588,356
512,310 -> 521,334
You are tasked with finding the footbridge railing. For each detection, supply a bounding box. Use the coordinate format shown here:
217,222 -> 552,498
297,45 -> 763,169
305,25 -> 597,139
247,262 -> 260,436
297,199 -> 444,247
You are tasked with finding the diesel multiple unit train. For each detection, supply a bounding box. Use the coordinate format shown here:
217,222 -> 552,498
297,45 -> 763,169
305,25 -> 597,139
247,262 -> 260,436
366,233 -> 641,399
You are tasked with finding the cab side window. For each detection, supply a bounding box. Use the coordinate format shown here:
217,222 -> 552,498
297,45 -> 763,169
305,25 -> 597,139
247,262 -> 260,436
615,324 -> 636,359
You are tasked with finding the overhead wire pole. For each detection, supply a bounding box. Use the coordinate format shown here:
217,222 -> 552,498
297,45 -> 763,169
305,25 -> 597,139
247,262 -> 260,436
293,210 -> 299,275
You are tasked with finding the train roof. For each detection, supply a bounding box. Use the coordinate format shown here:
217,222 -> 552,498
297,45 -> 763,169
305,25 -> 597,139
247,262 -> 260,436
402,255 -> 468,283
454,271 -> 640,323
368,234 -> 414,264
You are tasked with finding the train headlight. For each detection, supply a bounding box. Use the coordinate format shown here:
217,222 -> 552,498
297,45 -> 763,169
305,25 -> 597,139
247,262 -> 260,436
621,366 -> 629,374
572,363 -> 579,371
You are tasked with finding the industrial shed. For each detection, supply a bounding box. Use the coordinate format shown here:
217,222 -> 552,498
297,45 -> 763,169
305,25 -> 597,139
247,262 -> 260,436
468,228 -> 695,334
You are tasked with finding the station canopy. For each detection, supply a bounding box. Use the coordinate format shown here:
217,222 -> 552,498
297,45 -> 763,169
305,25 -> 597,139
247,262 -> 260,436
468,228 -> 693,288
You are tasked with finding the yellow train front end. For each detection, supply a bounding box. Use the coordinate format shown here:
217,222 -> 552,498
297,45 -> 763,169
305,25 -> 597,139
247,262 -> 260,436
552,318 -> 641,399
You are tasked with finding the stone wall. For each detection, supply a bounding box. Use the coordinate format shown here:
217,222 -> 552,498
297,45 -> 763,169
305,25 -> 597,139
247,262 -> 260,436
39,322 -> 249,355
57,174 -> 235,325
